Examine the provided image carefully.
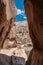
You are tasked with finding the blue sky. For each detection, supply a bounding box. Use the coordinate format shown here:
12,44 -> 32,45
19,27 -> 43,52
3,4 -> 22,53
14,0 -> 27,22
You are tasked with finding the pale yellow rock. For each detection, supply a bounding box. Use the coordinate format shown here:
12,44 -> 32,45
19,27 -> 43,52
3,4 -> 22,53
0,48 -> 27,61
3,0 -> 17,49
5,0 -> 17,21
3,39 -> 17,49
8,26 -> 16,39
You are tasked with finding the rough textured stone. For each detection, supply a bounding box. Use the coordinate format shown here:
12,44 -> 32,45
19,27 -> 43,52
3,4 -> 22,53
25,49 -> 33,65
0,54 -> 25,65
0,0 -> 11,48
0,48 -> 27,61
0,48 -> 27,65
9,0 -> 17,19
0,0 -> 17,48
24,0 -> 43,65
16,21 -> 32,44
12,56 -> 25,65
0,54 -> 11,65
3,0 -> 17,49
3,38 -> 17,49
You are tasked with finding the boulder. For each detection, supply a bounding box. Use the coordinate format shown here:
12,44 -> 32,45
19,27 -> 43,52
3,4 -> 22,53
0,54 -> 25,65
0,48 -> 27,65
0,48 -> 27,61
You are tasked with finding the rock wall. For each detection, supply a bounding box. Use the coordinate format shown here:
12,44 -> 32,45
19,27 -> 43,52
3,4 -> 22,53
9,0 -> 17,19
0,0 -> 11,48
0,0 -> 17,48
24,0 -> 43,65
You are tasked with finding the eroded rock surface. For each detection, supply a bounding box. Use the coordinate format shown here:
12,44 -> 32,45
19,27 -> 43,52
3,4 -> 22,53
0,48 -> 27,65
0,54 -> 11,65
16,21 -> 31,44
0,0 -> 11,48
24,0 -> 43,65
0,0 -> 17,48
0,54 -> 25,65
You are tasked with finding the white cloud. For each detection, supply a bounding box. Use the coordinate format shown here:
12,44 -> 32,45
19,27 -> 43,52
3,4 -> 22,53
17,9 -> 24,15
23,16 -> 27,19
16,9 -> 27,20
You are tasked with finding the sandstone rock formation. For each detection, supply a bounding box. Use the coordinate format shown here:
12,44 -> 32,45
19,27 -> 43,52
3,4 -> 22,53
0,48 -> 27,65
9,0 -> 17,19
24,0 -> 43,65
0,48 -> 27,61
16,21 -> 31,44
0,54 -> 25,65
0,0 -> 17,48
0,0 -> 11,48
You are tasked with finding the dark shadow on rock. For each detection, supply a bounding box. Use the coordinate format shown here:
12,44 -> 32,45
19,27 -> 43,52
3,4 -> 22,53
25,49 -> 33,65
0,54 -> 11,65
11,56 -> 25,65
0,54 -> 25,65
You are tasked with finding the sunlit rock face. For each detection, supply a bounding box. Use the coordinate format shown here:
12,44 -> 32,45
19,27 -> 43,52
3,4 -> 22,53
6,0 -> 17,21
3,0 -> 17,49
0,0 -> 17,48
24,0 -> 43,65
9,0 -> 17,19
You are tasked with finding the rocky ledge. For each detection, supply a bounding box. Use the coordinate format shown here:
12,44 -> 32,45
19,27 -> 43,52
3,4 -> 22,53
0,48 -> 27,65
